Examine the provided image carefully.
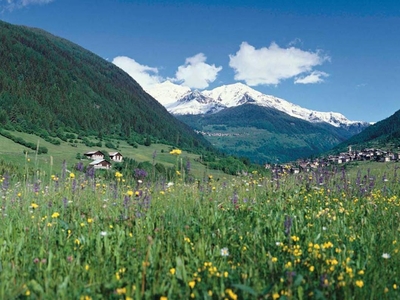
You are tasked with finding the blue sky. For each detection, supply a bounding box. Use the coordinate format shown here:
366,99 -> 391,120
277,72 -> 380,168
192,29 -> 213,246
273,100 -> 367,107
1,0 -> 400,123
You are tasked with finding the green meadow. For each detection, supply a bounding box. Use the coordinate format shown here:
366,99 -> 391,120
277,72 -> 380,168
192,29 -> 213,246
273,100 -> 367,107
0,143 -> 399,299
0,130 -> 224,180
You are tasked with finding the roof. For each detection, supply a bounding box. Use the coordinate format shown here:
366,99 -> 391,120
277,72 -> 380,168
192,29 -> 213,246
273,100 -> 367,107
109,152 -> 122,156
89,159 -> 110,165
85,150 -> 103,155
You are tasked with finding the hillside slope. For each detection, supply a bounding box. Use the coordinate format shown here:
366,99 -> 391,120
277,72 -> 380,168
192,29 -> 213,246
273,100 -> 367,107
176,104 -> 352,163
0,20 -> 210,150
333,108 -> 400,151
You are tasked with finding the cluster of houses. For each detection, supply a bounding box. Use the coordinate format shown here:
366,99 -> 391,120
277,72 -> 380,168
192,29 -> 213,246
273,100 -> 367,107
266,147 -> 400,174
83,150 -> 123,169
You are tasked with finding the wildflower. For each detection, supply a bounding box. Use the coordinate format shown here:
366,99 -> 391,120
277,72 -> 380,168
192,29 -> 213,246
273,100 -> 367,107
382,253 -> 391,259
87,218 -> 93,224
160,297 -> 168,300
85,264 -> 89,271
31,203 -> 39,209
127,190 -> 134,197
170,268 -> 176,275
309,266 -> 315,272
225,288 -> 238,300
188,281 -> 196,288
100,231 -> 107,236
115,171 -> 123,178
355,280 -> 364,288
394,284 -> 398,290
69,173 -> 75,179
271,257 -> 278,263
272,293 -> 280,300
170,149 -> 182,155
116,287 -> 126,295
221,247 -> 229,257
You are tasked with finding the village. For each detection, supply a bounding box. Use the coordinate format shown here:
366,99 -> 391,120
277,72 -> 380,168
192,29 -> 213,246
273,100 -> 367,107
266,146 -> 400,174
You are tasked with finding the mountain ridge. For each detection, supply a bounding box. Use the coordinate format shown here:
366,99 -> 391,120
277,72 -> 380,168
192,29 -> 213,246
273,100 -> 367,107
147,81 -> 369,130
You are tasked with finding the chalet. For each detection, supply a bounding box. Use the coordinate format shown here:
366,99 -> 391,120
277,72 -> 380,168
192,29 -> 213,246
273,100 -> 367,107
84,151 -> 104,160
109,151 -> 123,162
89,159 -> 112,170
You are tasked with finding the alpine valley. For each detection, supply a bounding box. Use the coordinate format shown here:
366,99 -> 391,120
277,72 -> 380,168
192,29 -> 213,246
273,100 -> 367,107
147,81 -> 370,163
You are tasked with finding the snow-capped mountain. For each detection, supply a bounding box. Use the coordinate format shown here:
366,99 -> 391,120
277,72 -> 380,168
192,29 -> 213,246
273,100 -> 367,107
147,81 -> 367,128
165,90 -> 227,115
146,80 -> 191,106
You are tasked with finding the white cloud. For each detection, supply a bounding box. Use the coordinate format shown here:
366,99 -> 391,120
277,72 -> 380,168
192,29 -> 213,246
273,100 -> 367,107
174,53 -> 222,89
294,71 -> 329,84
112,56 -> 163,90
229,42 -> 330,86
2,0 -> 53,10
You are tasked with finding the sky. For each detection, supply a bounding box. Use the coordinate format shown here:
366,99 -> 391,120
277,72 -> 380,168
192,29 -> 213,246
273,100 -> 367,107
1,0 -> 400,123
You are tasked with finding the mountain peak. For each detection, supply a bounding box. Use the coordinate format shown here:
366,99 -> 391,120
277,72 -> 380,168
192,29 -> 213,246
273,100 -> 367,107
147,81 -> 191,106
147,80 -> 368,128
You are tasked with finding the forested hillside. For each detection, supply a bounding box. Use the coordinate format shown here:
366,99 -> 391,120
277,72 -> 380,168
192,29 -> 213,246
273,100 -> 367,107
177,104 -> 353,163
333,108 -> 400,151
0,20 -> 210,151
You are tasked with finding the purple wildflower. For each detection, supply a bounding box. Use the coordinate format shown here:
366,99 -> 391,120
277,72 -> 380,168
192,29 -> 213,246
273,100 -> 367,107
2,173 -> 9,191
75,162 -> 84,172
134,168 -> 148,179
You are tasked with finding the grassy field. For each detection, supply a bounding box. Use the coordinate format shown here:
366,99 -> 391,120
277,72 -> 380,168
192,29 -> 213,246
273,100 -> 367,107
0,130 -> 225,180
0,150 -> 399,299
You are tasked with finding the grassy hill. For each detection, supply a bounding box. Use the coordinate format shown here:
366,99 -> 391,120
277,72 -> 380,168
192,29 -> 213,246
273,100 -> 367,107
333,108 -> 400,151
0,20 -> 210,151
176,104 -> 358,163
0,130 -> 229,181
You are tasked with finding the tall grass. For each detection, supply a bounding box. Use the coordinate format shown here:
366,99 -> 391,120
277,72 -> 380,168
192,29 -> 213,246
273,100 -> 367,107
0,162 -> 399,299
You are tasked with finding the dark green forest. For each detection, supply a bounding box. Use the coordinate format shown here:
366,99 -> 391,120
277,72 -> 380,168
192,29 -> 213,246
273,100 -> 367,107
177,104 -> 362,162
333,109 -> 400,151
0,20 -> 210,151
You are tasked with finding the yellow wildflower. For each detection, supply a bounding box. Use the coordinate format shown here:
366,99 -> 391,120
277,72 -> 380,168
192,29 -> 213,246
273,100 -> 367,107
169,149 -> 182,155
355,280 -> 364,288
116,287 -> 126,295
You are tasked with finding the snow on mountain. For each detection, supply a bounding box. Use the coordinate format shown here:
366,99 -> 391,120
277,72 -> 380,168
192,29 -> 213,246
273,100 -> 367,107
166,90 -> 226,115
146,80 -> 190,106
147,81 -> 367,128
